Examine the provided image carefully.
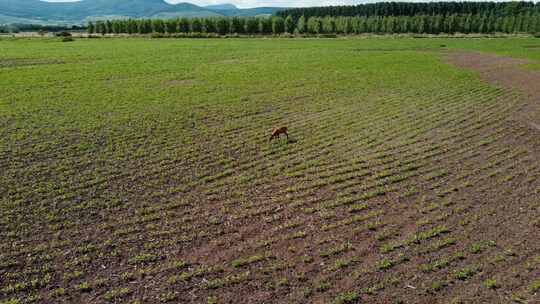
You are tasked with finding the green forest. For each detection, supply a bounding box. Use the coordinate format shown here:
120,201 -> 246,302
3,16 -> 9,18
276,1 -> 540,19
84,2 -> 540,36
88,13 -> 540,36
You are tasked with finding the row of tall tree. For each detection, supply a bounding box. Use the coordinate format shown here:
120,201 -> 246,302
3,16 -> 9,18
0,23 -> 84,34
277,2 -> 540,19
88,17 -> 296,35
89,14 -> 540,36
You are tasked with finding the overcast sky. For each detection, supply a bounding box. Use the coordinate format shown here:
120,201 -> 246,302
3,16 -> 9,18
42,0 -> 365,8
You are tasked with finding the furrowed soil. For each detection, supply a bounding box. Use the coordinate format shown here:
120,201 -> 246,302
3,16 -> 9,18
448,51 -> 540,133
0,38 -> 539,304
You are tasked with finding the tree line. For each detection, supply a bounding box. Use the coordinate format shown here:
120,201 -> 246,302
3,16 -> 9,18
277,2 -> 540,19
0,23 -> 84,34
87,17 -> 295,35
88,13 -> 540,36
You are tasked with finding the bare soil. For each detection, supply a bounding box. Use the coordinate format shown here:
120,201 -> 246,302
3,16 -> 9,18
447,51 -> 540,133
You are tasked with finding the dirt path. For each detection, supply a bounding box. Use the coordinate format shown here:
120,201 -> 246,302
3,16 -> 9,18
447,51 -> 540,133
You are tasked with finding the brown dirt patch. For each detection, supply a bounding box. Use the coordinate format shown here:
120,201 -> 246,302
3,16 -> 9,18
447,51 -> 540,133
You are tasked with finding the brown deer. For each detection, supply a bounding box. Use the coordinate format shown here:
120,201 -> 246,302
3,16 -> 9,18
269,126 -> 289,142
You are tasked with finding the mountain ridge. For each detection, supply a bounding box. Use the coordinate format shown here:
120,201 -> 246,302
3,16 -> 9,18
204,3 -> 238,10
0,0 -> 285,24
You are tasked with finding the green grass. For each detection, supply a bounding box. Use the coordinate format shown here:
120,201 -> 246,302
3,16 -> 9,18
333,291 -> 359,304
1,36 -> 539,303
529,278 -> 540,294
483,279 -> 499,289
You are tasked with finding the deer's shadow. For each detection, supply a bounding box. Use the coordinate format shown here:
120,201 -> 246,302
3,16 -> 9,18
287,137 -> 298,144
269,136 -> 297,145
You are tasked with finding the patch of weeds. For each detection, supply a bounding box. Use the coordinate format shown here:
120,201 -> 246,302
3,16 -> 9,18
360,187 -> 386,200
348,203 -> 368,213
75,244 -> 97,254
504,249 -> 517,257
375,229 -> 397,241
208,216 -> 223,225
420,263 -> 434,273
421,253 -> 463,273
178,272 -> 191,281
128,253 -> 158,265
378,254 -> 408,271
262,262 -> 289,274
381,226 -> 450,253
428,280 -> 448,293
167,260 -> 188,271
483,279 -> 499,289
417,218 -> 433,227
420,202 -> 439,214
362,283 -> 384,295
320,242 -> 353,257
510,293 -> 528,303
94,277 -> 107,288
527,256 -> 540,270
414,226 -> 450,242
528,278 -> 540,294
50,287 -> 66,298
207,296 -> 218,304
1,283 -> 27,295
470,240 -> 495,254
491,254 -> 507,263
377,258 -> 394,271
231,254 -> 266,268
328,258 -> 356,272
76,282 -> 92,292
204,271 -> 250,289
315,281 -> 331,292
63,270 -> 84,281
301,255 -> 314,263
470,243 -> 483,254
424,237 -> 456,253
403,187 -> 418,197
319,210 -> 336,219
295,271 -> 308,282
333,291 -> 359,304
104,287 -> 132,302
24,294 -> 41,303
275,277 -> 289,288
286,231 -> 307,240
365,220 -> 382,231
121,272 -> 136,281
167,275 -> 180,284
159,292 -> 178,302
454,266 -> 480,281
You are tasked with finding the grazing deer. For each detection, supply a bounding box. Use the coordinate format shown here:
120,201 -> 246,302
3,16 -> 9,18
269,126 -> 289,142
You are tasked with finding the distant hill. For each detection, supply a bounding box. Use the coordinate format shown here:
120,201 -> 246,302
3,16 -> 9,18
0,0 -> 285,25
204,3 -> 238,11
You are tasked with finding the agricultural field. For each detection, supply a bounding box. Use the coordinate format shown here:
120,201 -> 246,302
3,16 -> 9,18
1,37 -> 539,304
